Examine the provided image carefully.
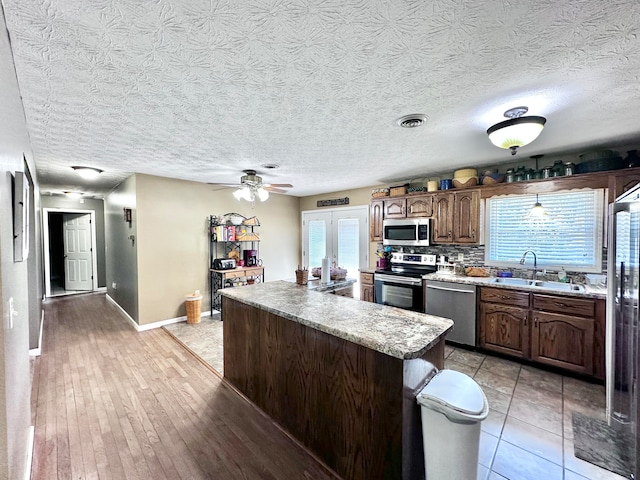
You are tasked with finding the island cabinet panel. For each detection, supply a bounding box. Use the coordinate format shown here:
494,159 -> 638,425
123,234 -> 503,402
223,297 -> 441,480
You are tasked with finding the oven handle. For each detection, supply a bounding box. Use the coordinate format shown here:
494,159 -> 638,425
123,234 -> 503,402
425,284 -> 475,294
375,274 -> 422,286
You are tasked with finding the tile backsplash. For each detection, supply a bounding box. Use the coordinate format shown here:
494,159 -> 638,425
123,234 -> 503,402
387,244 -> 607,285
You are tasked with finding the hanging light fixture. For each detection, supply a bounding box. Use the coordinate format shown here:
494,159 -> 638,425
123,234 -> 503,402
72,166 -> 103,179
487,106 -> 546,156
530,194 -> 546,217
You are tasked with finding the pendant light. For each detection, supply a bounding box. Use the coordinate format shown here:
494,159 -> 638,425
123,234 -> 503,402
530,194 -> 546,217
487,106 -> 546,156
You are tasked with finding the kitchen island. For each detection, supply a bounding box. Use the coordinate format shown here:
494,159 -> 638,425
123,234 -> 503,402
221,281 -> 453,480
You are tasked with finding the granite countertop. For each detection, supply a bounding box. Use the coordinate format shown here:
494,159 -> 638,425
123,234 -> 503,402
283,277 -> 356,292
422,273 -> 607,299
220,281 -> 453,360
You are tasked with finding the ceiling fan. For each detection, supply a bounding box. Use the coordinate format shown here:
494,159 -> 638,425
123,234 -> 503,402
209,169 -> 293,202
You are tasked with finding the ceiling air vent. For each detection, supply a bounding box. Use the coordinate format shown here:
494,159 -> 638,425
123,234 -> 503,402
396,114 -> 428,128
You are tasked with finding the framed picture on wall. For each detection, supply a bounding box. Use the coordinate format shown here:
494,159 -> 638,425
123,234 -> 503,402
13,170 -> 30,262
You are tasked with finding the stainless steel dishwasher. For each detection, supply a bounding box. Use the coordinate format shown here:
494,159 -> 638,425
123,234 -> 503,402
424,280 -> 477,346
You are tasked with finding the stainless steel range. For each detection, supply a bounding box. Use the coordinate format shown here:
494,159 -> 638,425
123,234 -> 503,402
374,253 -> 437,311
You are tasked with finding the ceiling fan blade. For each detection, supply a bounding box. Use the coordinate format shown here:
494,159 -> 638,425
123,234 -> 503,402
266,183 -> 293,188
207,182 -> 242,187
264,186 -> 288,194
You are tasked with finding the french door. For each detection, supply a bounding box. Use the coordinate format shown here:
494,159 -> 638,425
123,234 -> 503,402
302,206 -> 369,296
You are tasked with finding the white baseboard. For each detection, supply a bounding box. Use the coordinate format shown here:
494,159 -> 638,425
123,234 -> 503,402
24,425 -> 34,480
95,286 -> 107,293
105,294 -> 214,332
29,310 -> 44,357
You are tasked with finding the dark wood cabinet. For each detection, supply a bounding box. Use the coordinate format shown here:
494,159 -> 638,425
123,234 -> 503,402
406,195 -> 433,217
383,198 -> 406,218
360,272 -> 375,303
370,200 -> 383,242
479,286 -> 604,378
453,191 -> 480,243
531,311 -> 594,375
431,191 -> 480,244
479,288 -> 529,358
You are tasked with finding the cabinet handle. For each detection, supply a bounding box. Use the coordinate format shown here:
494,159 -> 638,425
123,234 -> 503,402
471,229 -> 475,239
524,316 -> 527,326
448,231 -> 452,238
534,317 -> 538,327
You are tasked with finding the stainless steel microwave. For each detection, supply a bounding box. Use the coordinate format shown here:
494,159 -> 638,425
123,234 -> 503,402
383,218 -> 430,246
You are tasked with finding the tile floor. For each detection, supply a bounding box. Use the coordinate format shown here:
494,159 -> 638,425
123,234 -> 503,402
443,345 -> 628,480
164,318 -> 629,480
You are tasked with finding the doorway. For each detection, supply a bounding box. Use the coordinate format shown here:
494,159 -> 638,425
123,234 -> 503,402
301,206 -> 369,298
43,208 -> 98,297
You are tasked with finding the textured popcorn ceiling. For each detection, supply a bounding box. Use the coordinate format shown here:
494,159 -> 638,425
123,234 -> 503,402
3,0 -> 640,197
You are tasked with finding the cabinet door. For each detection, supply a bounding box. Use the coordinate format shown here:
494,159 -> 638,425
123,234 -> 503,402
383,198 -> 406,218
479,302 -> 529,358
531,311 -> 594,375
453,191 -> 480,243
370,200 -> 383,241
431,193 -> 453,243
406,195 -> 433,218
361,285 -> 375,303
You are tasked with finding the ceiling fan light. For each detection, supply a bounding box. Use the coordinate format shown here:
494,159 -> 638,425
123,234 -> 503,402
72,166 -> 103,179
257,187 -> 269,202
234,186 -> 251,201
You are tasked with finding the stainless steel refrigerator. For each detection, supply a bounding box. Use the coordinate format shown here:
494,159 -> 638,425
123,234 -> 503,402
607,182 -> 640,479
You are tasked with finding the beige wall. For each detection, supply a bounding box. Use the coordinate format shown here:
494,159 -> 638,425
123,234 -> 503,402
134,174 -> 301,325
0,3 -> 40,477
105,175 -> 139,321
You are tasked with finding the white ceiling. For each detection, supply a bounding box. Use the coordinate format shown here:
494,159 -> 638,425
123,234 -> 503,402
3,0 -> 640,198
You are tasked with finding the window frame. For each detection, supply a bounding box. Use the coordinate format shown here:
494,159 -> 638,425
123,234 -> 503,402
483,188 -> 606,273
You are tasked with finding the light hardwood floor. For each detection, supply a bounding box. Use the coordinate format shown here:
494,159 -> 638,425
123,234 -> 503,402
30,293 -> 338,480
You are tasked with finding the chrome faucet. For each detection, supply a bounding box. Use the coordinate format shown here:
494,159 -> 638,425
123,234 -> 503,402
520,250 -> 538,278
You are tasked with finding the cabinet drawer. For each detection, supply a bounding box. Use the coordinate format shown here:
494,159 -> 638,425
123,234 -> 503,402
361,272 -> 374,285
480,287 -> 530,308
533,294 -> 595,317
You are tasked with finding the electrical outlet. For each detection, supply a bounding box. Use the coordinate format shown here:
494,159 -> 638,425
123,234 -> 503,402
457,253 -> 464,262
112,282 -> 117,289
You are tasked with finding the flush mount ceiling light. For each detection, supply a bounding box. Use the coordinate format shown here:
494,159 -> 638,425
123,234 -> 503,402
64,191 -> 83,199
487,106 -> 546,155
396,114 -> 428,128
72,166 -> 103,180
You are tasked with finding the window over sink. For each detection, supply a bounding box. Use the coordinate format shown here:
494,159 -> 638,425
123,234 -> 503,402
485,189 -> 606,273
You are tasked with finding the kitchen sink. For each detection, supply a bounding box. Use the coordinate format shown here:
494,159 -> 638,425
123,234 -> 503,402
532,281 -> 586,292
489,277 -> 585,292
489,278 -> 535,286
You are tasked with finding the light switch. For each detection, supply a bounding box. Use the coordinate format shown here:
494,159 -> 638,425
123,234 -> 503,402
457,253 -> 464,262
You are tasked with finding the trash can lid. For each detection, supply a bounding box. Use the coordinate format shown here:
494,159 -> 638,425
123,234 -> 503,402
417,369 -> 486,416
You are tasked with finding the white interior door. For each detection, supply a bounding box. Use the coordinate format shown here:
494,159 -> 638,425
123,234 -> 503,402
63,213 -> 93,291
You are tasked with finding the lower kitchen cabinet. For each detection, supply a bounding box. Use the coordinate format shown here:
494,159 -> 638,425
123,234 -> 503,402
530,311 -> 594,375
479,286 -> 604,378
360,272 -> 375,303
479,302 -> 529,359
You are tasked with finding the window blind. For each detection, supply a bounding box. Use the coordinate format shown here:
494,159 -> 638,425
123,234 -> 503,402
485,189 -> 605,272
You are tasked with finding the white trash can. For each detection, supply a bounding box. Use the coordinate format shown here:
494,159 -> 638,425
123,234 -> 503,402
416,369 -> 489,480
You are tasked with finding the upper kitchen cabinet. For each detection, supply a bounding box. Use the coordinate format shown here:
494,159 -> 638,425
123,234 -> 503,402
431,190 -> 480,244
370,200 -> 383,242
383,198 -> 406,218
406,195 -> 433,218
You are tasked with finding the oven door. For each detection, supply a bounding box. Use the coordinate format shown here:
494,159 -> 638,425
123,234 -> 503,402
374,273 -> 424,312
